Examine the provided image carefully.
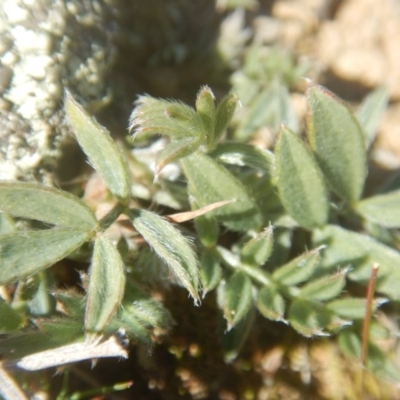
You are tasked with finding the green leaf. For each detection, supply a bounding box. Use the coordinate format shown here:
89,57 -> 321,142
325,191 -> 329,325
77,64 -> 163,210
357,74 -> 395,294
0,213 -> 15,234
326,297 -> 387,320
338,329 -> 361,358
130,96 -> 202,140
155,137 -> 202,175
256,286 -> 286,322
113,309 -> 150,344
272,248 -> 321,286
299,269 -> 347,301
288,299 -> 334,337
0,300 -> 23,333
224,271 -> 253,329
313,225 -> 400,300
195,85 -> 216,136
200,250 -> 222,296
129,209 -> 200,302
357,86 -> 389,147
222,307 -> 255,363
0,182 -> 98,230
275,126 -> 329,229
193,210 -> 219,248
85,236 -> 126,335
307,84 -> 367,202
214,92 -> 239,143
235,83 -> 298,140
356,191 -> 400,228
210,142 -> 275,175
240,227 -> 273,267
65,91 -> 130,202
0,229 -> 91,285
122,300 -> 172,330
180,150 -> 262,231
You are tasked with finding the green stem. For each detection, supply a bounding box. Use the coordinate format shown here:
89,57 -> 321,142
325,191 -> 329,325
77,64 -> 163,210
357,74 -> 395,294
98,202 -> 127,232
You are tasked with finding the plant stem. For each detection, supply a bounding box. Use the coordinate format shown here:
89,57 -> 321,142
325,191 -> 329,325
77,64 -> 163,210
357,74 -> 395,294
99,202 -> 127,232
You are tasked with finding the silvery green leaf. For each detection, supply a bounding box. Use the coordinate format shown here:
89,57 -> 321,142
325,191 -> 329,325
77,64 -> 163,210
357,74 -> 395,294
299,269 -> 347,301
180,150 -> 262,231
0,182 -> 97,230
194,211 -> 219,248
113,308 -> 150,344
0,299 -> 23,333
130,96 -> 202,140
314,225 -> 400,300
356,190 -> 400,228
65,91 -> 130,202
0,229 -> 91,285
357,86 -> 389,147
224,271 -> 253,330
272,248 -> 321,286
240,226 -> 273,267
129,209 -> 200,302
155,137 -> 202,175
326,297 -> 387,320
85,236 -> 126,335
288,300 -> 331,337
200,249 -> 222,296
210,142 -> 275,175
214,92 -> 239,143
124,299 -> 173,331
276,126 -> 329,228
307,84 -> 367,202
338,329 -> 361,358
257,286 -> 286,322
0,213 -> 15,234
195,86 -> 216,136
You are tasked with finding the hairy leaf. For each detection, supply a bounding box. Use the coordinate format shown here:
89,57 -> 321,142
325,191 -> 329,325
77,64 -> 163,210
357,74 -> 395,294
314,225 -> 400,300
196,85 -> 216,137
65,91 -> 130,202
129,209 -> 200,301
241,227 -> 274,267
200,250 -> 222,296
288,300 -> 335,337
0,182 -> 97,230
327,297 -> 387,320
357,86 -> 389,147
0,229 -> 91,284
180,150 -> 262,231
211,142 -> 275,175
272,248 -> 321,286
276,126 -> 329,228
214,92 -> 239,143
224,271 -> 253,329
356,191 -> 400,228
85,236 -> 126,335
299,269 -> 347,301
0,300 -> 23,333
307,84 -> 367,202
257,286 -> 286,322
